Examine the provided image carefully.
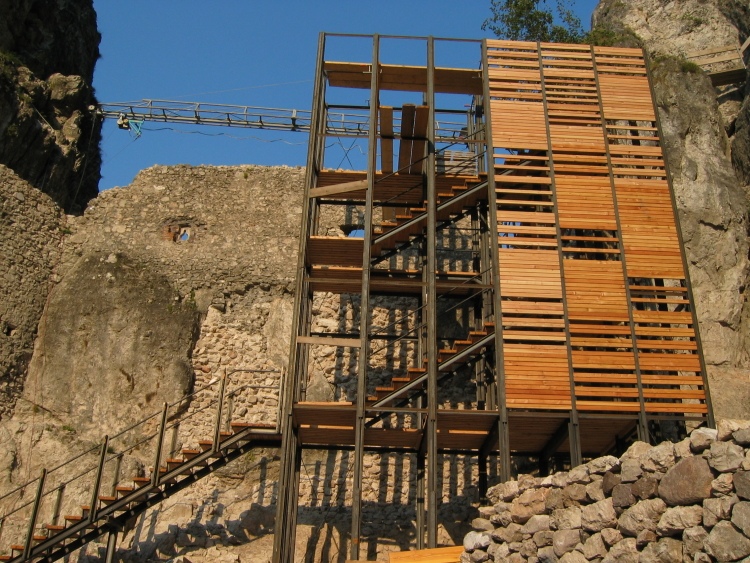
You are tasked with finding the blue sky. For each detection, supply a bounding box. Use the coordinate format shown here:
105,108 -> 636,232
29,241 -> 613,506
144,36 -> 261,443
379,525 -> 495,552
93,0 -> 600,190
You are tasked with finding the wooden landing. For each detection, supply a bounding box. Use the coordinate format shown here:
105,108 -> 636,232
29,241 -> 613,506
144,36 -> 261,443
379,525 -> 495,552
314,170 -> 481,204
324,62 -> 482,95
292,403 -> 499,452
307,266 -> 487,296
388,546 -> 464,562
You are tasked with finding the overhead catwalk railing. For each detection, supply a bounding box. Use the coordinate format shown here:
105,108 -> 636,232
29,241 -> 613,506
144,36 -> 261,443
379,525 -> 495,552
94,99 -> 473,142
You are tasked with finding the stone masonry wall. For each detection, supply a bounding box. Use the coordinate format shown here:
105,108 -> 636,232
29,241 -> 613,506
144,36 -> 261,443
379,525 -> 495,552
461,420 -> 750,563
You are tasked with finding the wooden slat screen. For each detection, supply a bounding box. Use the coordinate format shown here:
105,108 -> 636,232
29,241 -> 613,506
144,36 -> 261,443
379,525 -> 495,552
486,40 -> 708,417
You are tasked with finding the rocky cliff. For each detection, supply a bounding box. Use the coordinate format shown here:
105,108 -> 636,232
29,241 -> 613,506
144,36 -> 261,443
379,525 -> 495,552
0,0 -> 101,212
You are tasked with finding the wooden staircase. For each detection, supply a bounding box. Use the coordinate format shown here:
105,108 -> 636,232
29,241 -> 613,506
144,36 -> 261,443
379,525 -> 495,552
371,179 -> 488,259
0,399 -> 281,563
368,323 -> 495,407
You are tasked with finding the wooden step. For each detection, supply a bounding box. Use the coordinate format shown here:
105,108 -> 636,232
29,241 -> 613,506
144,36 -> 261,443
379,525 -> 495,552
115,485 -> 134,497
98,495 -> 117,505
63,515 -> 83,524
392,377 -> 411,384
0,555 -> 13,561
166,458 -> 184,470
10,545 -> 24,553
45,524 -> 65,533
32,534 -> 48,542
133,477 -> 150,487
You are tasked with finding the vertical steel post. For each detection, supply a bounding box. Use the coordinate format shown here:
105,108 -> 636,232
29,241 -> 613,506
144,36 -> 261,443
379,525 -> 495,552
536,42 -> 582,467
350,32 -> 380,561
23,469 -> 47,559
52,484 -> 65,526
425,36 -> 439,549
89,436 -> 109,522
481,38 -> 512,481
151,403 -> 169,487
104,527 -> 118,563
274,31 -> 328,563
110,454 -> 123,498
212,371 -> 228,453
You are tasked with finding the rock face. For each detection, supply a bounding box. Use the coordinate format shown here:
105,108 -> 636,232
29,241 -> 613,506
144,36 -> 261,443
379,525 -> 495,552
0,166 -> 63,419
0,1 -> 101,211
462,424 -> 750,562
594,0 -> 750,422
20,251 -> 199,438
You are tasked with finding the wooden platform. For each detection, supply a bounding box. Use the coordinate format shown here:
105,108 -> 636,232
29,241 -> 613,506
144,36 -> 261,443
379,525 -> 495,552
388,546 -> 464,562
293,403 -> 499,452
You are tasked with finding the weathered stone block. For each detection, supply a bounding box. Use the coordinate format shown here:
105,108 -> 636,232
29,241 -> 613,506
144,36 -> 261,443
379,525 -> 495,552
690,427 -> 718,453
551,507 -> 582,531
639,537 -> 683,563
658,457 -> 713,506
631,476 -> 659,500
611,484 -> 636,509
705,520 -> 750,561
552,529 -> 581,557
656,505 -> 703,536
708,441 -> 745,472
735,470 -> 750,500
682,526 -> 708,557
732,501 -> 750,537
617,498 -> 667,537
703,494 -> 739,527
581,498 -> 617,532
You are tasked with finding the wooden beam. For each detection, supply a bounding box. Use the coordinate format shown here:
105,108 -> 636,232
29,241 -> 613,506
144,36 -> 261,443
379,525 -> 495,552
309,179 -> 368,198
380,106 -> 394,175
398,104 -> 416,173
410,105 -> 430,174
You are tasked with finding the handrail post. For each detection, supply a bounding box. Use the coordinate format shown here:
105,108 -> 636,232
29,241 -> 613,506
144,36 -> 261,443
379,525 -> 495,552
23,469 -> 46,559
151,403 -> 169,487
212,370 -> 228,454
52,484 -> 65,526
88,436 -> 109,523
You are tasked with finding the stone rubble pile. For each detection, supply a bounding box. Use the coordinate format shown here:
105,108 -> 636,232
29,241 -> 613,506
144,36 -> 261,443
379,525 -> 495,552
462,420 -> 750,563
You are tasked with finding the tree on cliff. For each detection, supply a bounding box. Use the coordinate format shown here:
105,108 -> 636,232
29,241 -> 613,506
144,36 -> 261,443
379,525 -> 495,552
482,0 -> 586,43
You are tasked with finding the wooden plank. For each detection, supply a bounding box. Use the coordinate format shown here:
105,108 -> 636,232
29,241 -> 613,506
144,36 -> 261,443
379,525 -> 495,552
380,106 -> 394,174
398,104 -> 416,173
297,336 -> 361,348
309,179 -> 368,198
410,105 -> 430,174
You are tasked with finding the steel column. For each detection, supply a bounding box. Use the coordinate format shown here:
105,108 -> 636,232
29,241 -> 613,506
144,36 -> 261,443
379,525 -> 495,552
481,38 -> 512,481
425,36 -> 439,548
104,527 -> 118,563
274,31 -> 327,563
350,33 -> 380,561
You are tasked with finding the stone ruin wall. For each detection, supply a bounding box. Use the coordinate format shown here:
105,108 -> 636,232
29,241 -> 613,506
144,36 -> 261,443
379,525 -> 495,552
0,164 -> 493,562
